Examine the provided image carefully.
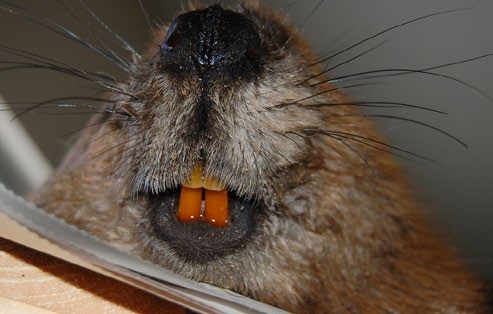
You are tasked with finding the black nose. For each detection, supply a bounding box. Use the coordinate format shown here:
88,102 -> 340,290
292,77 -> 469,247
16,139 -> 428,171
160,5 -> 264,80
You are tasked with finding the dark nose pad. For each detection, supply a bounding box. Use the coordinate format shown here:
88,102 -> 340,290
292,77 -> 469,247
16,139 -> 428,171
159,5 -> 264,79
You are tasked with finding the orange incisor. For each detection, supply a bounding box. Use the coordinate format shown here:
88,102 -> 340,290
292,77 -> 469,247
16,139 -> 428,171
177,166 -> 229,227
177,187 -> 202,222
204,189 -> 229,227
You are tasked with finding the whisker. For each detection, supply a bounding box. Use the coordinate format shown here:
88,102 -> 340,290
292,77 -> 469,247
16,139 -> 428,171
303,128 -> 437,163
54,0 -> 85,25
4,105 -> 128,119
55,0 -> 127,67
275,131 -> 308,155
326,113 -> 467,147
313,66 -> 493,102
63,118 -> 133,137
325,133 -> 379,178
78,0 -> 140,59
425,52 -> 493,71
0,43 -> 72,69
0,58 -> 118,85
331,133 -> 428,165
86,122 -> 134,146
310,8 -> 473,67
278,0 -> 325,52
303,100 -> 447,114
90,128 -> 146,161
2,88 -> 126,120
270,83 -> 380,110
302,0 -> 325,25
299,40 -> 388,85
137,0 -> 157,29
4,95 -> 111,106
54,0 -> 132,67
0,0 -> 130,71
100,137 -> 145,165
38,111 -> 120,116
262,131 -> 292,164
0,57 -> 136,103
88,27 -> 132,69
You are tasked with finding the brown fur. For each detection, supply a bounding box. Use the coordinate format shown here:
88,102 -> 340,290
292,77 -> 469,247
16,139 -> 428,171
30,1 -> 487,312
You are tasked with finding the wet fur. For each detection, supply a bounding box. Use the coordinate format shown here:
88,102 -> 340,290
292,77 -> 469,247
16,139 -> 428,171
28,1 -> 487,312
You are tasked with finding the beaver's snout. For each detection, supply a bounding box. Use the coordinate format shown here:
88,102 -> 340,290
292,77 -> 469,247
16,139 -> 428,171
159,4 -> 264,82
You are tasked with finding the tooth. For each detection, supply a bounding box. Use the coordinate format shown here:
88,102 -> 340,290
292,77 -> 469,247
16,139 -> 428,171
177,187 -> 202,222
204,189 -> 229,227
182,166 -> 203,189
203,176 -> 226,191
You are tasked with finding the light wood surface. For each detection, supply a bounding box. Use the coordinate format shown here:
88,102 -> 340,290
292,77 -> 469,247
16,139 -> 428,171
0,238 -> 187,313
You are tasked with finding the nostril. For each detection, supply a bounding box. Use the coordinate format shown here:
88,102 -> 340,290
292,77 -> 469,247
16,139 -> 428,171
161,30 -> 179,52
161,19 -> 179,52
160,41 -> 173,52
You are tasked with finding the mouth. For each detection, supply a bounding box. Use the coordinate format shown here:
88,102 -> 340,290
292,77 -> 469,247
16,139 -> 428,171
147,166 -> 263,263
177,166 -> 229,227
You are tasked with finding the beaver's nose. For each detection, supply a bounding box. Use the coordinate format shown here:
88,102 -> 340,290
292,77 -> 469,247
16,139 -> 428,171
159,4 -> 264,79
